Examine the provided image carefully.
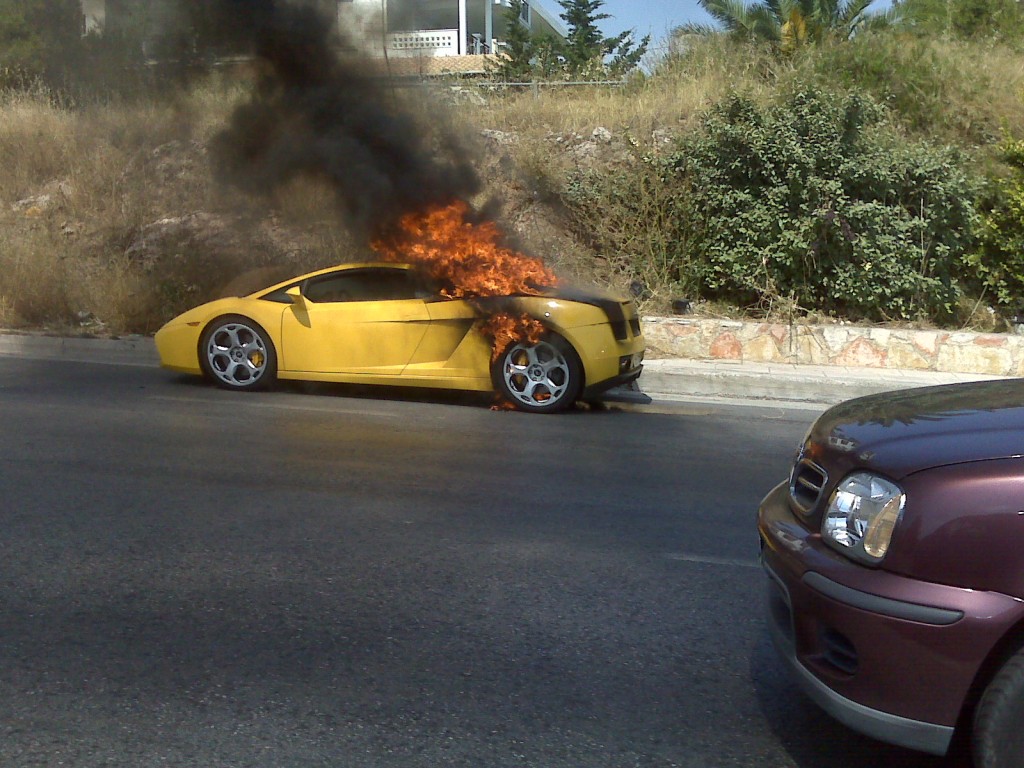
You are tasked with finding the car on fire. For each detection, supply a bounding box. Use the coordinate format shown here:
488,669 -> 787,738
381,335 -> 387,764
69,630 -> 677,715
758,379 -> 1024,766
154,262 -> 645,413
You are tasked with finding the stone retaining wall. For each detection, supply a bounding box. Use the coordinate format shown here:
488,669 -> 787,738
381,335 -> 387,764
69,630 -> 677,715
642,317 -> 1024,376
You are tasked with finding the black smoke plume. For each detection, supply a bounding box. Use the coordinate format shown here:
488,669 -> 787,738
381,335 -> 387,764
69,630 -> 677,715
207,0 -> 483,239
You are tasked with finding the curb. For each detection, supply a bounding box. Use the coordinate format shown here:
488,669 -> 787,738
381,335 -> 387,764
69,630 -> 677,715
640,359 -> 1008,406
0,331 -> 1011,407
0,332 -> 161,367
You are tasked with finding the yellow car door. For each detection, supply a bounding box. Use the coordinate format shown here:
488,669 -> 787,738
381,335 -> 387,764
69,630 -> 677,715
279,268 -> 431,375
402,299 -> 491,382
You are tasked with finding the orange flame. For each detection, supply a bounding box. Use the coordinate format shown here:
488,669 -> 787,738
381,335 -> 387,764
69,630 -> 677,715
480,311 -> 547,362
489,395 -> 518,411
372,200 -> 559,361
372,200 -> 558,299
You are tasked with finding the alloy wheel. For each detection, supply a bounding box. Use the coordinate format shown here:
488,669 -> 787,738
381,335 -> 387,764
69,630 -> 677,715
205,321 -> 270,388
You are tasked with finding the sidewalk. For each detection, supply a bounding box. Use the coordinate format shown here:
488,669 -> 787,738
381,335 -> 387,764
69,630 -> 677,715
0,332 -> 159,368
0,331 -> 1009,408
638,358 -> 1006,407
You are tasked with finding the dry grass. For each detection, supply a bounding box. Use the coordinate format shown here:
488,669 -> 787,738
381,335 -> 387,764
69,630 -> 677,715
0,229 -> 73,325
0,89 -> 78,202
0,78 -> 329,333
472,37 -> 779,141
779,36 -> 1024,150
1,33 -> 1023,333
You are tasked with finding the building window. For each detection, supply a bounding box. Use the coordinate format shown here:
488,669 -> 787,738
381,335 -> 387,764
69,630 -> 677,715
520,1 -> 530,25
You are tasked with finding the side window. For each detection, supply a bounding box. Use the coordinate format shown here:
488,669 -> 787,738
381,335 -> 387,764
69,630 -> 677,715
304,270 -> 423,303
305,275 -> 358,303
261,281 -> 302,304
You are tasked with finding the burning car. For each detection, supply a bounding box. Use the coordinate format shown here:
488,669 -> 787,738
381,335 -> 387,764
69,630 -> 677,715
758,379 -> 1024,765
163,4 -> 642,413
154,260 -> 644,413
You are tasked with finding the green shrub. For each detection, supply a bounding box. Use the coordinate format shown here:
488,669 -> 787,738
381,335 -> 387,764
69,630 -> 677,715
894,0 -> 1024,41
668,87 -> 978,322
967,138 -> 1024,312
561,156 -> 699,301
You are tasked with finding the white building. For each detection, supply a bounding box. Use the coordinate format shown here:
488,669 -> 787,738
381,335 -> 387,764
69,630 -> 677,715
80,1 -> 568,63
339,0 -> 566,58
81,0 -> 105,34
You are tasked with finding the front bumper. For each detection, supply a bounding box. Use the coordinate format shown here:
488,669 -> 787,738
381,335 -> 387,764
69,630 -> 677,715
758,482 -> 1024,756
560,320 -> 644,395
581,365 -> 643,399
154,321 -> 203,375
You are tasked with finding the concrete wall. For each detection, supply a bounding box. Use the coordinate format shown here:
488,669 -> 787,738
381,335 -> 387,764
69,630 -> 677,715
642,317 -> 1024,376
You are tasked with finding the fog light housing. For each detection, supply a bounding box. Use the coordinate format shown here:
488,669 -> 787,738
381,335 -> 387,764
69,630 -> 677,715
620,352 -> 644,372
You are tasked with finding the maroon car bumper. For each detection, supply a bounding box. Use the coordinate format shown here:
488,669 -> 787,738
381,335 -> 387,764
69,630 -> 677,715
758,482 -> 1024,756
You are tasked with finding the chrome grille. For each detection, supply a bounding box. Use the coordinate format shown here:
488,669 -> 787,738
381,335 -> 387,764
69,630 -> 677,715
789,459 -> 828,515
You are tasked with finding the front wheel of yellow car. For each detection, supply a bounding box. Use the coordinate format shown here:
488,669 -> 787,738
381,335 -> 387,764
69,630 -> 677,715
199,315 -> 277,391
493,334 -> 582,413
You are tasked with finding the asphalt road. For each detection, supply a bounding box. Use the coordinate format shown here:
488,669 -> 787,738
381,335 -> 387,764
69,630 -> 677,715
0,357 -> 961,767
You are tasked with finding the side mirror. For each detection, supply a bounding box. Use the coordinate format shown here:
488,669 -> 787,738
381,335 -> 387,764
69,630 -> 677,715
286,286 -> 304,305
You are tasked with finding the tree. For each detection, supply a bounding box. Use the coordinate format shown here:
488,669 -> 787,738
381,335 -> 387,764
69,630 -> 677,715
532,33 -> 566,79
683,0 -> 885,50
887,0 -> 1024,39
0,0 -> 83,86
488,0 -> 537,81
556,0 -> 649,79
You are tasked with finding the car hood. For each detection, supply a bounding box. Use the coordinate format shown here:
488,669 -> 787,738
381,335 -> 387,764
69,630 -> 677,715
472,283 -> 628,304
160,297 -> 252,328
809,379 -> 1024,479
547,284 -> 628,303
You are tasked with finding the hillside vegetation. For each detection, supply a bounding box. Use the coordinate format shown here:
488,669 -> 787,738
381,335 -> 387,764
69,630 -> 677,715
2,31 -> 1024,335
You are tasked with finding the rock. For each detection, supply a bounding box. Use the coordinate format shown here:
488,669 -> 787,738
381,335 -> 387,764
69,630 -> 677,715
76,310 -> 107,331
549,131 -> 584,146
652,129 -> 677,145
480,129 -> 518,146
12,194 -> 53,214
124,212 -> 243,268
11,180 -> 74,216
572,141 -> 599,159
446,86 -> 486,106
150,140 -> 206,182
710,331 -> 742,360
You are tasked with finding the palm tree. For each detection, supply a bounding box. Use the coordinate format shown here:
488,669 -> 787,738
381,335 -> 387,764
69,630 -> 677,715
683,0 -> 886,49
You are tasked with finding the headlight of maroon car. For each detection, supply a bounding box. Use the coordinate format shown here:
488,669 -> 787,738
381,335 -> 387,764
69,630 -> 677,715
821,472 -> 905,565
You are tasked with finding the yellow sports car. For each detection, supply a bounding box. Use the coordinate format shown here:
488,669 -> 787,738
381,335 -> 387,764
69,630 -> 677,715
154,262 -> 645,413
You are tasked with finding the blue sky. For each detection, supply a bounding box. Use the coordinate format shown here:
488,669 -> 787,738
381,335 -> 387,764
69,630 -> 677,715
597,0 -> 713,42
536,0 -> 895,48
535,1 -> 714,47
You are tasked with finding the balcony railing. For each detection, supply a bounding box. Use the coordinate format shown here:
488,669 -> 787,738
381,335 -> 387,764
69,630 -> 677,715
386,29 -> 459,57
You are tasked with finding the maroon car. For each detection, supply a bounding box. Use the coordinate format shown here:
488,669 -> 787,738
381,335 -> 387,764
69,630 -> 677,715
758,379 -> 1024,767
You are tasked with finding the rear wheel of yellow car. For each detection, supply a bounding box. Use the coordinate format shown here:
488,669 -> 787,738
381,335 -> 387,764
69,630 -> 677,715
493,334 -> 582,413
199,315 -> 277,391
